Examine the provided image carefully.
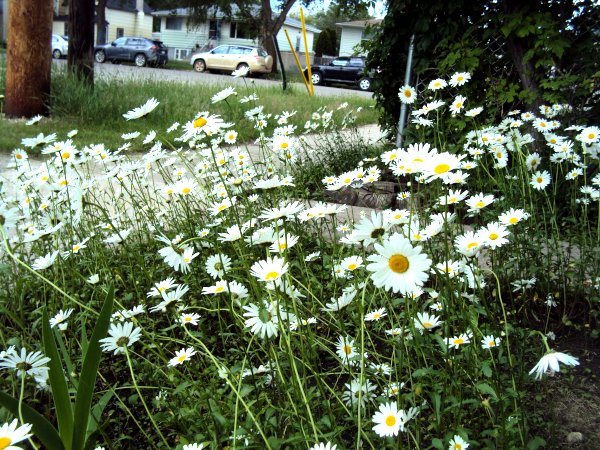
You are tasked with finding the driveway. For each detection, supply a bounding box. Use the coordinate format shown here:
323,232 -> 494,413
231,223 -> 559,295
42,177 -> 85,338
51,59 -> 373,98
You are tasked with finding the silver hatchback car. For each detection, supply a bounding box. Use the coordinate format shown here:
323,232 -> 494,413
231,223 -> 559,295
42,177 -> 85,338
52,34 -> 68,59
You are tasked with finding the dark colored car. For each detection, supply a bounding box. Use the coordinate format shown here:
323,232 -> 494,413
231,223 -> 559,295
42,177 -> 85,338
304,56 -> 374,91
94,37 -> 168,67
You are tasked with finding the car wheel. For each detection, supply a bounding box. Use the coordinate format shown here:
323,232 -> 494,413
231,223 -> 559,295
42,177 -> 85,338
134,53 -> 147,67
193,59 -> 206,73
235,62 -> 250,75
311,72 -> 323,85
94,50 -> 106,64
53,49 -> 62,59
358,77 -> 371,91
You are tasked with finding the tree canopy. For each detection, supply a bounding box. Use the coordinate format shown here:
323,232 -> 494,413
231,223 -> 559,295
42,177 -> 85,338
365,0 -> 600,135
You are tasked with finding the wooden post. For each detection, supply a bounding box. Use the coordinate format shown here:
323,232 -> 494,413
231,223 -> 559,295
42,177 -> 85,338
5,0 -> 53,118
68,0 -> 95,85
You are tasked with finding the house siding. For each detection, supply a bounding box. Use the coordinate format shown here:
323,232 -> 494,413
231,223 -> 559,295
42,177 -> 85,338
51,9 -> 152,44
106,9 -> 152,42
338,27 -> 362,56
154,16 -> 314,59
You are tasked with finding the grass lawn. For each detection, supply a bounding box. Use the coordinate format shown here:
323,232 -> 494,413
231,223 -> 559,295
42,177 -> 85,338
0,65 -> 378,153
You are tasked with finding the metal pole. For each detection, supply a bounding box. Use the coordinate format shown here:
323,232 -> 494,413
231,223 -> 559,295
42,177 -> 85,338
396,34 -> 416,148
272,33 -> 287,91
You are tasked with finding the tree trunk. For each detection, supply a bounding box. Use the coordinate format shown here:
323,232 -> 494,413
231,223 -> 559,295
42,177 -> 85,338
96,0 -> 108,45
502,0 -> 544,113
5,0 -> 53,118
68,0 -> 95,85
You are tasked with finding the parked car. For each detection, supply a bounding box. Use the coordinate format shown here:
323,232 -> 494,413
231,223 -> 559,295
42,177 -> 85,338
52,34 -> 68,59
190,45 -> 273,76
304,56 -> 374,91
94,37 -> 168,67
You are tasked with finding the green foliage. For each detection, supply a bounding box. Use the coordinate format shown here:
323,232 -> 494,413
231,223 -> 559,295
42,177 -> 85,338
314,27 -> 337,57
0,287 -> 114,450
365,0 -> 600,135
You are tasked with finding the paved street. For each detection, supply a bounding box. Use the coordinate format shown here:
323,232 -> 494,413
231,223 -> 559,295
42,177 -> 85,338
52,59 -> 374,98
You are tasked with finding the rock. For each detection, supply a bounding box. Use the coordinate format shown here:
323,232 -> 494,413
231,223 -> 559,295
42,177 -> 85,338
566,432 -> 583,443
323,185 -> 395,209
323,186 -> 358,205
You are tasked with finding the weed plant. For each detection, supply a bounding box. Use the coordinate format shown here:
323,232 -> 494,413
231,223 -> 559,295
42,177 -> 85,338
0,72 -> 597,450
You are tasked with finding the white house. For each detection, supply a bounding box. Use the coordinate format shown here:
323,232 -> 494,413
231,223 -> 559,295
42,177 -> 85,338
151,8 -> 321,61
336,19 -> 381,57
52,0 -> 153,44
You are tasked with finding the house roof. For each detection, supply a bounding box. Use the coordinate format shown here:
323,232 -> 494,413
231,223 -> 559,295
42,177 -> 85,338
152,7 -> 321,33
335,19 -> 382,28
107,0 -> 152,15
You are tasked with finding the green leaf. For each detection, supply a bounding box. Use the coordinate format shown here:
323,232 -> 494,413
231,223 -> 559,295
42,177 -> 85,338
527,436 -> 546,450
0,391 -> 65,450
81,317 -> 89,361
432,438 -> 445,450
173,381 -> 191,395
475,382 -> 498,401
42,308 -> 74,450
71,283 -> 114,450
481,362 -> 493,377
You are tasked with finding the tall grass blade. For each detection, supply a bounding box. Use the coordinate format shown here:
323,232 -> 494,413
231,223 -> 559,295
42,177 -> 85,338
71,283 -> 114,450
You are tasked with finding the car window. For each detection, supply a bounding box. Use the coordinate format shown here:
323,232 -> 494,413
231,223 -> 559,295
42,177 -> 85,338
52,37 -> 58,43
228,47 -> 243,55
211,46 -> 229,54
153,41 -> 166,48
128,38 -> 143,46
113,38 -> 127,46
349,58 -> 364,67
332,59 -> 349,66
258,49 -> 268,57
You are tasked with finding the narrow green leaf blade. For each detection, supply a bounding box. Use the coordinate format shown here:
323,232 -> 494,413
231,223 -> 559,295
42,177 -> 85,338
71,283 -> 114,450
42,307 -> 74,450
0,391 -> 65,450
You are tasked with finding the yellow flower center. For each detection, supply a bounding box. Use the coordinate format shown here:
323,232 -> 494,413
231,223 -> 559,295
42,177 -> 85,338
588,133 -> 595,139
0,437 -> 12,449
73,245 -> 80,251
509,218 -> 518,224
489,233 -> 498,240
385,415 -> 396,427
434,163 -> 450,174
413,234 -> 421,240
389,255 -> 409,273
348,264 -> 357,270
344,178 -> 352,184
531,159 -> 537,166
182,188 -> 190,194
343,345 -> 352,355
423,322 -> 432,328
178,355 -> 187,362
475,202 -> 485,208
457,76 -> 464,81
265,271 -> 279,280
281,143 -> 289,149
215,287 -> 225,292
496,152 -> 502,158
456,102 -> 462,108
279,243 -> 287,249
218,205 -> 227,211
389,154 -> 397,160
404,90 -> 412,97
449,198 -> 457,203
467,242 -> 478,249
454,338 -> 464,345
454,445 -> 462,450
489,341 -> 496,346
540,122 -> 546,127
434,83 -> 441,87
194,117 -> 208,128
373,314 -> 381,319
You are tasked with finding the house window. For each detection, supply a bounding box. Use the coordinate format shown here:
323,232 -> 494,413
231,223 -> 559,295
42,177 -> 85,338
209,20 -> 220,39
295,36 -> 301,52
361,28 -> 375,42
230,22 -> 248,39
166,17 -> 183,31
117,28 -> 124,38
152,17 -> 161,33
64,23 -> 69,36
174,49 -> 190,60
